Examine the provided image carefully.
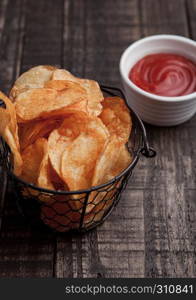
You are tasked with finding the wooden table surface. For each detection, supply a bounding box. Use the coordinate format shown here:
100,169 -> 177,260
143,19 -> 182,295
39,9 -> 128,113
0,0 -> 195,278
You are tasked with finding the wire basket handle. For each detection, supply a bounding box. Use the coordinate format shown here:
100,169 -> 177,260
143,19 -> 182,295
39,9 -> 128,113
100,85 -> 156,158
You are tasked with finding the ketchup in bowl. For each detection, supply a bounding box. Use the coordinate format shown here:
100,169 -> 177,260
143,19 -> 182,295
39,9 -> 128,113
129,53 -> 196,97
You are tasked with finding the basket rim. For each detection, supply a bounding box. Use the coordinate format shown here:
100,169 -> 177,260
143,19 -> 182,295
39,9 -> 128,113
3,85 -> 145,195
9,149 -> 140,195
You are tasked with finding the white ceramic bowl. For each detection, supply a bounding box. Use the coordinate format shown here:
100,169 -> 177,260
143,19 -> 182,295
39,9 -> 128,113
120,35 -> 196,126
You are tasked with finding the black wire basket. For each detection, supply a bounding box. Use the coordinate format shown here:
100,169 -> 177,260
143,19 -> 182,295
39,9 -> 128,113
0,86 -> 156,233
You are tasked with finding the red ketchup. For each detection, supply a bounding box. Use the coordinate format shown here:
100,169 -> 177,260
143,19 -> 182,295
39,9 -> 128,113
129,53 -> 196,97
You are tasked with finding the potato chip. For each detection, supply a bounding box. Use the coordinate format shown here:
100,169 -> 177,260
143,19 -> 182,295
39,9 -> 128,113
48,128 -> 72,178
48,112 -> 92,177
18,118 -> 63,151
0,109 -> 11,132
34,137 -> 66,191
44,80 -> 88,114
10,65 -> 56,101
60,117 -> 109,191
52,69 -> 103,116
48,161 -> 67,191
15,82 -> 88,122
47,114 -> 85,178
106,144 -> 132,180
91,135 -> 122,187
0,91 -> 22,175
93,143 -> 132,187
99,97 -> 132,143
0,92 -> 20,144
23,162 -> 66,203
82,80 -> 103,116
52,69 -> 73,81
61,134 -> 100,191
20,138 -> 47,184
37,154 -> 54,190
44,79 -> 84,92
86,140 -> 132,217
83,136 -> 120,214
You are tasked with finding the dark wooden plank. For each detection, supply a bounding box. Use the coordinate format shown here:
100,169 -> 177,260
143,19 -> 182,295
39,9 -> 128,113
88,190 -> 145,278
0,168 -> 7,232
0,0 -> 195,279
139,0 -> 196,278
55,0 -> 196,278
54,236 -> 73,278
144,187 -> 196,277
186,0 -> 196,40
132,125 -> 196,189
0,0 -> 8,39
0,0 -> 24,94
21,0 -> 63,71
62,0 -> 140,84
55,0 -> 146,278
0,0 -> 9,234
140,0 -> 189,37
0,0 -> 64,278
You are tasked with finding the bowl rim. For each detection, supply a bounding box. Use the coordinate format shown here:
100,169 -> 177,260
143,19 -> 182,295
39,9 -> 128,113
119,34 -> 196,103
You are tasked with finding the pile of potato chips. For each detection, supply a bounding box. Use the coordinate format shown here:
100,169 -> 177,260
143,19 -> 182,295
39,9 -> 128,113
0,65 -> 132,230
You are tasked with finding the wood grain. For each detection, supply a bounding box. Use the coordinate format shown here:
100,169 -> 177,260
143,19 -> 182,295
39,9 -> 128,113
0,0 -> 195,278
139,0 -> 196,277
187,0 -> 196,39
21,0 -> 63,71
0,0 -> 64,278
0,0 -> 24,94
56,0 -> 145,278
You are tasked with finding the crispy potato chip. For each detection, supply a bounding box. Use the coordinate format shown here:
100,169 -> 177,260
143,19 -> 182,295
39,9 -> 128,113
23,162 -> 67,203
0,91 -> 22,175
61,134 -> 101,191
57,112 -> 89,137
18,118 -> 63,151
15,82 -> 87,122
106,144 -> 132,180
82,80 -> 103,116
44,80 -> 88,114
87,137 -> 127,210
92,143 -> 132,187
52,69 -> 103,116
20,138 -> 47,184
23,136 -> 66,191
0,92 -> 20,144
52,69 -> 73,81
83,136 -> 120,214
92,135 -> 122,187
48,114 -> 84,176
37,154 -> 54,190
0,109 -> 11,132
44,79 -> 84,92
86,140 -> 132,218
60,117 -> 109,191
48,128 -> 72,178
64,99 -> 87,114
99,96 -> 132,143
48,113 -> 90,178
10,65 -> 56,101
